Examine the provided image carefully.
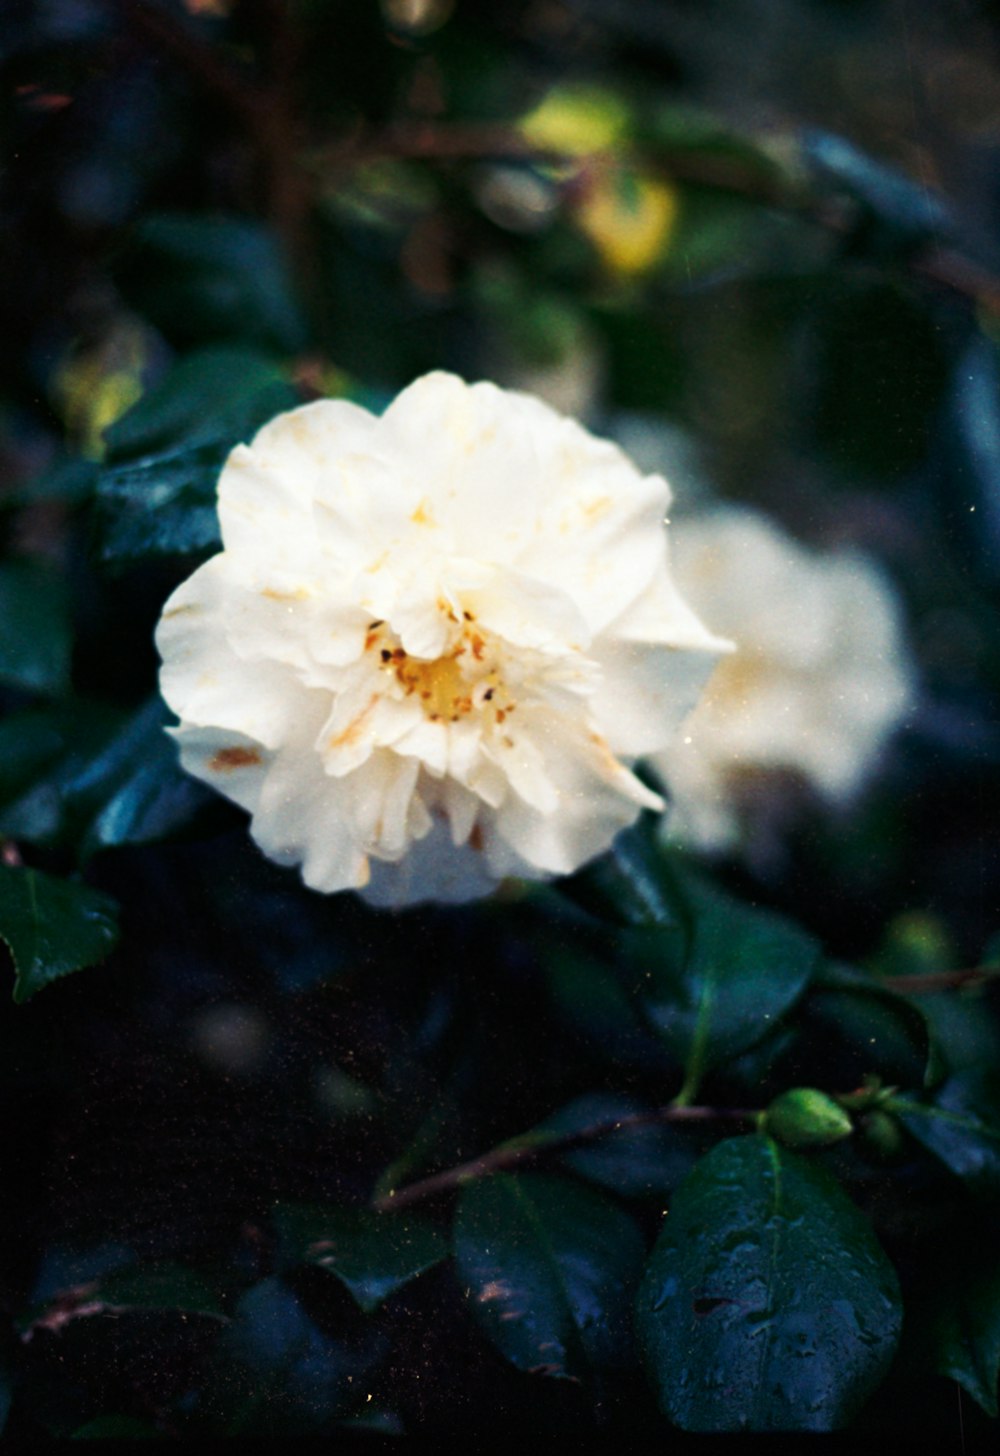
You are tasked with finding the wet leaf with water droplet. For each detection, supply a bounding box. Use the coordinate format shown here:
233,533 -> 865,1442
636,1135 -> 902,1431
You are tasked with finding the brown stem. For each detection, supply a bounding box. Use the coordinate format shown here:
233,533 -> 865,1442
372,1103 -> 758,1213
315,120 -> 1000,321
879,966 -> 998,995
111,0 -> 262,128
110,0 -> 313,277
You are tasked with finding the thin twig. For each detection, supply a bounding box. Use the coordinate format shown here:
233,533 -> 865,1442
372,1103 -> 758,1213
878,966 -> 998,995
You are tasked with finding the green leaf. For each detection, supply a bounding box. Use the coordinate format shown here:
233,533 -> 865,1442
555,835 -> 819,1093
69,696 -> 212,859
103,346 -> 296,462
72,1415 -> 162,1439
0,865 -> 119,1004
212,1277 -> 385,1435
453,1172 -> 645,1381
0,559 -> 71,696
801,129 -> 952,258
20,1261 -> 226,1336
913,1223 -> 1000,1417
537,1093 -> 699,1197
117,212 -> 307,354
803,961 -> 936,1089
273,1204 -> 448,1313
635,867 -> 820,1102
94,347 -> 298,567
0,702 -> 127,849
636,1135 -> 902,1431
560,823 -> 683,928
890,1070 -> 1000,1195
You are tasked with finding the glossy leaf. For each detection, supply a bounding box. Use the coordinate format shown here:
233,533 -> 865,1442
0,702 -> 131,849
0,559 -> 71,696
212,1277 -> 385,1435
634,869 -> 820,1101
0,865 -> 119,1004
891,1070 -> 1000,1194
559,821 -> 683,928
453,1172 -> 645,1381
636,1135 -> 902,1431
537,1093 -> 699,1197
94,347 -> 298,566
71,696 -> 212,858
273,1204 -> 448,1313
103,346 -> 296,462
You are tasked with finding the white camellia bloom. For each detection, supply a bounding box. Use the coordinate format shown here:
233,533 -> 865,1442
156,372 -> 728,906
650,505 -> 914,852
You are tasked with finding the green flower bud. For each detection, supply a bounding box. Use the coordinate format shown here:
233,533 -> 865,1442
858,1109 -> 906,1163
763,1088 -> 854,1148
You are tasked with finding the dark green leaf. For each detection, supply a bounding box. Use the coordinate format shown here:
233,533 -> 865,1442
0,702 -> 127,849
0,559 -> 71,696
801,129 -> 952,257
72,1415 -> 162,1439
0,708 -> 76,810
560,822 -> 683,928
94,347 -> 298,567
94,456 -> 223,564
943,333 -> 1000,579
912,1222 -> 1000,1417
212,1277 -> 385,1435
636,1135 -> 902,1431
71,696 -> 212,858
117,212 -> 308,355
891,1070 -> 1000,1195
804,961 -> 936,1089
453,1172 -> 645,1381
634,868 -> 820,1102
20,1261 -> 225,1336
0,865 -> 119,1004
103,346 -> 296,462
538,1093 -> 699,1197
544,928 -> 672,1074
97,1262 -> 226,1319
273,1204 -> 448,1313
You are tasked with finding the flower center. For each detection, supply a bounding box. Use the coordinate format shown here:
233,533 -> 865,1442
365,616 -> 517,729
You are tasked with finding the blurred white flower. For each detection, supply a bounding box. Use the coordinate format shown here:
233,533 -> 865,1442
651,505 -> 915,852
156,372 -> 726,906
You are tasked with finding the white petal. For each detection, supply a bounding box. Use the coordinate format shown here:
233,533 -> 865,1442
589,638 -> 723,756
491,720 -> 661,875
170,725 -> 271,813
360,808 -> 501,907
157,556 -> 301,747
249,736 -> 369,893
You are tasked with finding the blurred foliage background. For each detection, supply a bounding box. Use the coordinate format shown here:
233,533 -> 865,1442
2,0 -> 1000,1439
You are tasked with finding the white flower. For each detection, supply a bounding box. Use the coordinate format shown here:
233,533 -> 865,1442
155,372 -> 726,907
650,505 -> 915,853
